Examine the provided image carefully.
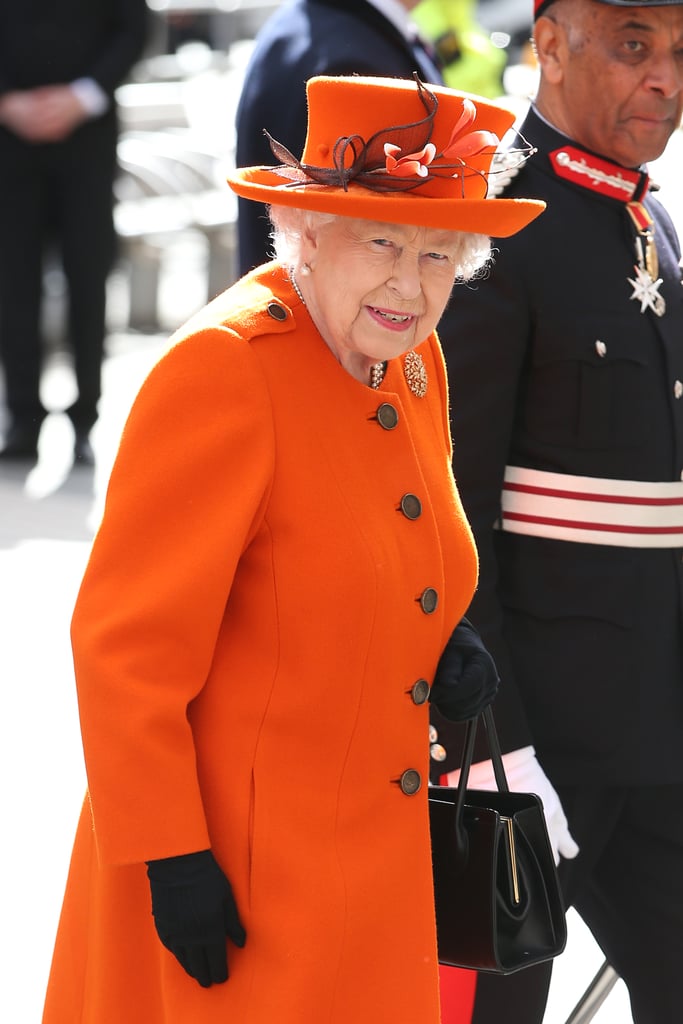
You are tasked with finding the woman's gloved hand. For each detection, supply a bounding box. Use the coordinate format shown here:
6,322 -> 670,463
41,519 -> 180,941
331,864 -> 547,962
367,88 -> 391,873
446,746 -> 580,866
146,849 -> 246,987
429,617 -> 500,721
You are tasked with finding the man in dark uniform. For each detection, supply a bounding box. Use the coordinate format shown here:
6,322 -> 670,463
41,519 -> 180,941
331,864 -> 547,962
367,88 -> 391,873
234,0 -> 443,276
0,0 -> 149,462
430,0 -> 683,1020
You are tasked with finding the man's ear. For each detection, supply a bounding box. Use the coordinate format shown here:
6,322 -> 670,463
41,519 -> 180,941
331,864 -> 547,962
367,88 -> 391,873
533,16 -> 567,85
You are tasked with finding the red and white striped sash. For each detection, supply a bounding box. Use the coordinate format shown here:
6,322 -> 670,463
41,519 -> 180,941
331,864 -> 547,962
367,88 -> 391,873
499,466 -> 683,547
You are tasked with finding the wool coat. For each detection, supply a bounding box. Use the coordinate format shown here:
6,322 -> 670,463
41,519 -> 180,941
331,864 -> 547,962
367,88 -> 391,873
42,262 -> 479,1024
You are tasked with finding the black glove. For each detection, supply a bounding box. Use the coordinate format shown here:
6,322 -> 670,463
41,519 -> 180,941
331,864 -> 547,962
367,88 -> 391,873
429,617 -> 500,722
147,848 -> 246,987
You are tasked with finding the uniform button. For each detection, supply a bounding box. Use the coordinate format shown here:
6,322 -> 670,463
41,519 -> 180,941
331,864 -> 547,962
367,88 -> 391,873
376,403 -> 399,430
267,302 -> 288,321
410,678 -> 430,704
675,380 -> 683,399
429,724 -> 438,743
595,340 -> 607,358
418,587 -> 439,614
400,493 -> 422,520
430,743 -> 447,762
399,769 -> 422,795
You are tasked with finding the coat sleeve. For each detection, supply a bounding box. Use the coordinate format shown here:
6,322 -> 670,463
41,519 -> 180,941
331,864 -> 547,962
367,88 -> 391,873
71,327 -> 275,866
434,241 -> 535,762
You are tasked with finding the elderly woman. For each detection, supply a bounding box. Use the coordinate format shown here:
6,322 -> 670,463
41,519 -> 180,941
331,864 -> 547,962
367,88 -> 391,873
42,75 -> 543,1024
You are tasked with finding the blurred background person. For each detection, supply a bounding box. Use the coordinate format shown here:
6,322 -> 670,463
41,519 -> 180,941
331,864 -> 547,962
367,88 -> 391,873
412,0 -> 507,98
41,74 -> 543,1024
234,0 -> 445,277
430,0 -> 683,1021
0,0 -> 149,463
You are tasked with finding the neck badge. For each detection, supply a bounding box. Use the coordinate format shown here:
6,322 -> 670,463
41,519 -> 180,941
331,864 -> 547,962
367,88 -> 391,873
625,202 -> 665,317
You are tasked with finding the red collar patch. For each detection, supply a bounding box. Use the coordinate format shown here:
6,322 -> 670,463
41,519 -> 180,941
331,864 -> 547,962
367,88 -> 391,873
549,146 -> 648,203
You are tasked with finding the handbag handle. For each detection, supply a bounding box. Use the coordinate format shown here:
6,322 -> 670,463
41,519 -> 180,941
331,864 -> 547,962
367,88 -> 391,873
452,706 -> 510,862
482,705 -> 509,793
456,706 -> 509,795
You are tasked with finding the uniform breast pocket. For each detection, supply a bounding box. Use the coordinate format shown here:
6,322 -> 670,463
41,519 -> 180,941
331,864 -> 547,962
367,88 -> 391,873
521,315 -> 652,450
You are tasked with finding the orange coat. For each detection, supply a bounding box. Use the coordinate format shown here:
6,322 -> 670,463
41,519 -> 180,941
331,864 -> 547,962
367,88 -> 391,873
43,263 -> 478,1024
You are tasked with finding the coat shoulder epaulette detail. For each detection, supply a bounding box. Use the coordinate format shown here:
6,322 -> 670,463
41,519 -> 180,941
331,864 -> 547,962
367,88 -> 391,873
221,295 -> 296,342
173,272 -> 297,346
215,274 -> 296,342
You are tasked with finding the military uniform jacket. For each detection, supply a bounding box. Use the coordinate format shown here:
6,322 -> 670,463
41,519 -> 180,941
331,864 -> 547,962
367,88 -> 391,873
42,263 -> 478,1024
433,107 -> 683,786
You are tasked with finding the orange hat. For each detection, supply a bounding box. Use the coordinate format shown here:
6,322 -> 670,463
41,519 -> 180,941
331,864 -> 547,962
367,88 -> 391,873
227,75 -> 545,238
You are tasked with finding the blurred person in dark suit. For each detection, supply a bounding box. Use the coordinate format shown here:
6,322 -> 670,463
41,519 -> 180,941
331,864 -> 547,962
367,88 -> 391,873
234,0 -> 444,277
0,0 -> 149,463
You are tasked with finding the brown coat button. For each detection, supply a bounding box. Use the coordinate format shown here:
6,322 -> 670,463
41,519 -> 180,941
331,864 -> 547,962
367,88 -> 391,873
376,403 -> 399,430
267,302 -> 287,321
410,679 -> 430,704
399,769 -> 422,795
418,588 -> 439,614
400,493 -> 422,520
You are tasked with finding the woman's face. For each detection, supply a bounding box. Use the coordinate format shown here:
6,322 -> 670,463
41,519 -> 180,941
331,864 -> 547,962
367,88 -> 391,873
298,216 -> 462,384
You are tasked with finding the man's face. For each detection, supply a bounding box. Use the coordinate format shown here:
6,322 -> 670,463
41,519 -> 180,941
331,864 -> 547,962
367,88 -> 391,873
538,1 -> 683,166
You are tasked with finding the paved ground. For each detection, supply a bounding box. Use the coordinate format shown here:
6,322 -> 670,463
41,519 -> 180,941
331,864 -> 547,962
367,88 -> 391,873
5,113 -> 682,1024
0,331 -> 170,1024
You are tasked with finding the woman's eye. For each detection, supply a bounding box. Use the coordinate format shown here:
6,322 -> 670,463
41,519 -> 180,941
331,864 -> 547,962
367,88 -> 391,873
427,252 -> 448,261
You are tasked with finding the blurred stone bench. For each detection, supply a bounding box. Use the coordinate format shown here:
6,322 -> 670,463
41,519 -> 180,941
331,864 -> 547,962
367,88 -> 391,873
145,0 -> 279,53
114,128 -> 238,329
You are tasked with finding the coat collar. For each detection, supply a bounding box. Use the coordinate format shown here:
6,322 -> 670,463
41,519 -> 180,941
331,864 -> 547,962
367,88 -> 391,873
522,106 -> 651,205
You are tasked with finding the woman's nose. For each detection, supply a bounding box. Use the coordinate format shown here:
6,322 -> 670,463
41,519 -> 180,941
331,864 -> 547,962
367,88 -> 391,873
388,254 -> 421,298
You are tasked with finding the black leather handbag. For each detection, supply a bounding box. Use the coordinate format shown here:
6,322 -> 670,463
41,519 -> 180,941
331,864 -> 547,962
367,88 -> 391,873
429,706 -> 567,974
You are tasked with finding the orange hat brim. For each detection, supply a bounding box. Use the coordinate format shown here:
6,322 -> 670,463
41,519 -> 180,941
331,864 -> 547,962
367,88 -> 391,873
227,166 -> 545,238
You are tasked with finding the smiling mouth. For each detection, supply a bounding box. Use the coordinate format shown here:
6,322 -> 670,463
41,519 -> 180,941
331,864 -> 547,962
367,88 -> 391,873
371,307 -> 414,323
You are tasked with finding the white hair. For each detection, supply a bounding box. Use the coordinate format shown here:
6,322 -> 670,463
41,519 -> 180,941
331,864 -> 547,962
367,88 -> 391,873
268,206 -> 336,266
267,205 -> 491,282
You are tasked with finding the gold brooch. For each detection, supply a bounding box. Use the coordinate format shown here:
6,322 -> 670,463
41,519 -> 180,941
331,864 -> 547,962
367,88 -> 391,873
403,350 -> 428,397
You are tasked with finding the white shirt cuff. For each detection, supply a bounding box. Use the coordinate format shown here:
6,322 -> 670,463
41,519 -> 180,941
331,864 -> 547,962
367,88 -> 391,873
70,77 -> 109,117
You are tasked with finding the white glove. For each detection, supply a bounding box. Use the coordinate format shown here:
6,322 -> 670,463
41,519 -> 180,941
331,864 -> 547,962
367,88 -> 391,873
445,746 -> 579,866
